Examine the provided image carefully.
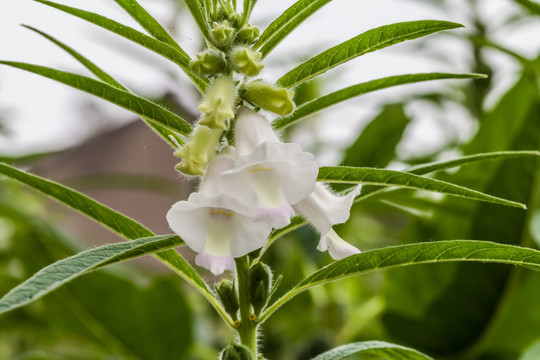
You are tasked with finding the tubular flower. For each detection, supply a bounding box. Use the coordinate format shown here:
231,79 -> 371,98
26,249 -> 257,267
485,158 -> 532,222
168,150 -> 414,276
293,183 -> 361,260
221,108 -> 318,228
167,151 -> 273,275
198,76 -> 237,130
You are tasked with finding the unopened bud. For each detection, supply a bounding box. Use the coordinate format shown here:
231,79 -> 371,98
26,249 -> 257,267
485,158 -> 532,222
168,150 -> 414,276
228,13 -> 243,29
242,81 -> 295,116
190,49 -> 226,76
198,76 -> 237,130
229,46 -> 264,77
215,280 -> 239,320
220,344 -> 253,360
249,262 -> 272,315
211,21 -> 236,48
174,125 -> 222,175
236,24 -> 260,45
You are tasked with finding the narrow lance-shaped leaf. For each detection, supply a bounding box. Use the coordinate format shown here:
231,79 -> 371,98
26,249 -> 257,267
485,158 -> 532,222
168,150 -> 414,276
0,235 -> 184,315
0,61 -> 192,136
318,166 -> 526,209
23,25 -> 184,148
311,341 -> 434,360
33,0 -> 208,92
255,0 -> 331,57
277,20 -> 463,89
0,163 -> 234,327
273,72 -> 484,130
183,0 -> 211,42
242,0 -> 258,25
257,152 -> 538,259
113,0 -> 182,49
357,150 -> 540,202
260,240 -> 540,322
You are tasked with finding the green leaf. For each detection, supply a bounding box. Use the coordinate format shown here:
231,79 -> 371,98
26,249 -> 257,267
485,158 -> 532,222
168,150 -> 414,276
261,240 -> 540,322
113,0 -> 182,49
22,25 -> 184,148
311,341 -> 434,360
242,0 -> 258,24
183,0 -> 211,42
318,166 -> 526,209
276,20 -> 463,89
0,234 -> 183,315
0,163 -> 233,327
273,73 -> 483,129
255,0 -> 330,57
342,104 -> 410,168
33,0 -> 207,92
0,61 -> 192,136
515,0 -> 540,15
357,150 -> 540,202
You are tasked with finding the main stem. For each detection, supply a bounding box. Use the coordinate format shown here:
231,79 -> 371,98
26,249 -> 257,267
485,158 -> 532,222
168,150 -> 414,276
235,256 -> 258,358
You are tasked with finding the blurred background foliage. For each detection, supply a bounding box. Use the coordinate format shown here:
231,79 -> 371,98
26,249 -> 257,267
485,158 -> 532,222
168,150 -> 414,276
1,0 -> 540,359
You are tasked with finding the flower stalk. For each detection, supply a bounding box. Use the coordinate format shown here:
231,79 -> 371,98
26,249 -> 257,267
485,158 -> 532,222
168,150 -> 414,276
235,256 -> 258,358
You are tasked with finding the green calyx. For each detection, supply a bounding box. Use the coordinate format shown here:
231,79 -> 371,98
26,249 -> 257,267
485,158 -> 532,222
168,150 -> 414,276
220,343 -> 253,360
229,46 -> 264,77
249,262 -> 272,316
190,49 -> 227,76
242,81 -> 295,116
215,280 -> 240,321
211,20 -> 236,49
174,125 -> 222,176
236,24 -> 260,45
198,76 -> 237,130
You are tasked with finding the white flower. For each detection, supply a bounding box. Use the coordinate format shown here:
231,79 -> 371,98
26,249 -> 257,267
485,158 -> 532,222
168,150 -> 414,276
166,151 -> 273,275
220,107 -> 319,228
294,183 -> 361,260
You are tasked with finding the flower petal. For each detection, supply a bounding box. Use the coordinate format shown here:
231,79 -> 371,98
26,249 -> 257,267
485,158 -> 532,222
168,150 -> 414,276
166,192 -> 272,275
220,142 -> 318,227
235,107 -> 280,156
294,183 -> 361,235
317,229 -> 360,260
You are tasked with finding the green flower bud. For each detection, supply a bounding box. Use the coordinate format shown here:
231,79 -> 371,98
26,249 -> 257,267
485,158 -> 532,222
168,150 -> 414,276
174,125 -> 222,175
221,344 -> 253,360
198,76 -> 237,130
229,46 -> 264,77
211,20 -> 236,48
249,262 -> 272,315
215,280 -> 239,320
189,49 -> 226,76
236,24 -> 260,45
228,13 -> 243,29
242,81 -> 295,116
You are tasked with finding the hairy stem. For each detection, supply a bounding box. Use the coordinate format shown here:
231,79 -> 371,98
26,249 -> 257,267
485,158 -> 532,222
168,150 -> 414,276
235,256 -> 258,357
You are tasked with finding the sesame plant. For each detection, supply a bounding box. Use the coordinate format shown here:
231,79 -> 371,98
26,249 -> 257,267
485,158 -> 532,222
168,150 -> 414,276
1,0 -> 540,358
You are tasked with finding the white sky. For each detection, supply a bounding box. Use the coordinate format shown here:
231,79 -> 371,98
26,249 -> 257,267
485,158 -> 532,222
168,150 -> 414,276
0,0 -> 539,162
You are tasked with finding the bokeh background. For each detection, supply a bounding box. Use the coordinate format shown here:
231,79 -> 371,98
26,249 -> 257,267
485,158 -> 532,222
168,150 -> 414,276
1,0 -> 540,359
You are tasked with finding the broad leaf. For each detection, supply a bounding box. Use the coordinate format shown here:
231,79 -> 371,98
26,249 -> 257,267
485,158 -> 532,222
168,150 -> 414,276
0,61 -> 192,136
261,240 -> 540,322
255,0 -> 331,57
311,341 -> 433,360
33,0 -> 207,92
23,25 -> 184,147
113,0 -> 181,49
357,150 -> 540,202
318,166 -> 526,209
0,235 -> 184,315
0,163 -> 233,326
276,20 -> 463,88
273,72 -> 481,129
